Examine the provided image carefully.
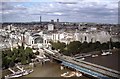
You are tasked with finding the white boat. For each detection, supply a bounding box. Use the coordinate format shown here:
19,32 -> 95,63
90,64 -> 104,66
92,55 -> 98,57
5,66 -> 34,79
101,51 -> 112,56
60,66 -> 64,70
61,72 -> 69,77
80,58 -> 85,60
22,72 -> 29,76
5,69 -> 34,79
5,72 -> 22,79
61,71 -> 75,77
27,69 -> 34,74
101,52 -> 107,55
76,72 -> 82,77
23,69 -> 34,76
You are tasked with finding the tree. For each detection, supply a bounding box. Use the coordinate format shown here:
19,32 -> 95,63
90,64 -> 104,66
2,45 -> 35,68
21,54 -> 27,65
25,47 -> 33,63
59,42 -> 66,52
87,42 -> 95,52
94,41 -> 101,51
13,48 -> 18,55
3,56 -> 12,68
25,47 -> 32,56
112,42 -> 120,48
51,41 -> 66,51
50,41 -> 120,56
67,41 -> 81,55
79,41 -> 89,52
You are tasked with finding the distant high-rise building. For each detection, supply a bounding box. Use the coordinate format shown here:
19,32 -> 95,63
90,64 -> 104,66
40,16 -> 41,23
57,19 -> 59,23
51,20 -> 54,23
56,19 -> 60,29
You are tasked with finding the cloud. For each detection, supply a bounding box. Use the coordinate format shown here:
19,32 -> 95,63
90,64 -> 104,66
0,0 -> 31,2
1,0 -> 118,23
2,2 -> 27,14
53,12 -> 63,15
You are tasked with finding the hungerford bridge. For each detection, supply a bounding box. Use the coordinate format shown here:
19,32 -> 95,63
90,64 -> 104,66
43,48 -> 120,79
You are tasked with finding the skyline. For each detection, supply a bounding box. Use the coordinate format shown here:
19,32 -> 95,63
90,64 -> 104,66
1,0 -> 119,24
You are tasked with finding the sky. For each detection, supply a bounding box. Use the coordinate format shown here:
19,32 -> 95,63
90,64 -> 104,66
0,0 -> 119,24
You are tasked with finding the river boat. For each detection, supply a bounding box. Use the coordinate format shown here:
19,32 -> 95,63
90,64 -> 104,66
5,67 -> 34,79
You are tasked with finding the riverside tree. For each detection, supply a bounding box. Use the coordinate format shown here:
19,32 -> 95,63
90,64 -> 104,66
50,41 -> 120,56
2,45 -> 34,69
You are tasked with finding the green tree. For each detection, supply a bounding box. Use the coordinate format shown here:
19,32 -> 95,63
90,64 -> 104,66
2,45 -> 35,68
79,41 -> 89,52
25,47 -> 33,63
101,43 -> 108,50
67,41 -> 81,55
51,41 -> 66,51
112,42 -> 120,48
94,41 -> 101,51
21,54 -> 27,65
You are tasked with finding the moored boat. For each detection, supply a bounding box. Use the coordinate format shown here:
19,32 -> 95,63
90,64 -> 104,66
5,66 -> 34,79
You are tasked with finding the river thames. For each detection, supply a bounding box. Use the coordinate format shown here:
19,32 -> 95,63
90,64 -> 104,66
24,62 -> 89,78
2,49 -> 119,79
2,61 -> 90,79
84,49 -> 120,71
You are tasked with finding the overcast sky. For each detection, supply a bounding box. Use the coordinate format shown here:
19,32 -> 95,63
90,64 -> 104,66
1,0 -> 119,24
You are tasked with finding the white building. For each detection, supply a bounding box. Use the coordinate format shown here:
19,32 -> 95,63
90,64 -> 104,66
74,31 -> 111,43
7,24 -> 16,31
24,32 -> 46,49
50,32 -> 74,44
48,24 -> 54,31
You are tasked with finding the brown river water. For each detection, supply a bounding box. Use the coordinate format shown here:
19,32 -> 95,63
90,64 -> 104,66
2,62 -> 90,79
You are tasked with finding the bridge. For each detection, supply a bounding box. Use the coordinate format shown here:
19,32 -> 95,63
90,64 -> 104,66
43,48 -> 120,79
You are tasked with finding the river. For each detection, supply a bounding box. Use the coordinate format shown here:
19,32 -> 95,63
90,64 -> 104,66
24,62 -> 89,78
2,61 -> 90,79
3,49 -> 119,78
84,49 -> 120,71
